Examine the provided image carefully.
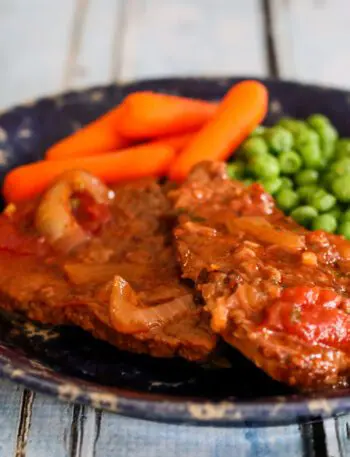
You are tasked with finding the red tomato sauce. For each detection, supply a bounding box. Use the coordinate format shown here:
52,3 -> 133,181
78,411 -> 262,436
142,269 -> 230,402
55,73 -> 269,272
265,286 -> 350,350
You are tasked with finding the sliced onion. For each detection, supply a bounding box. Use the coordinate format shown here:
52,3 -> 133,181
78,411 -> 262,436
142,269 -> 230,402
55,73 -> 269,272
64,262 -> 148,285
35,170 -> 111,252
109,275 -> 194,334
226,216 -> 305,252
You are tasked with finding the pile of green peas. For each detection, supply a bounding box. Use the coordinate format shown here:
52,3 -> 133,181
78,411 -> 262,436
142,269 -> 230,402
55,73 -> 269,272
227,114 -> 350,240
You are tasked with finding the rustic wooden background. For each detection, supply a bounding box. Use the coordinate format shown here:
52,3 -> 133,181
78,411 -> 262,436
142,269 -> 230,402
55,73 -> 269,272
0,1 -> 349,456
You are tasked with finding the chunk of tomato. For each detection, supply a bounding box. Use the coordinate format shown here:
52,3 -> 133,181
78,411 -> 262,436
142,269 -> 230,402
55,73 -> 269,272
72,193 -> 110,233
264,286 -> 350,350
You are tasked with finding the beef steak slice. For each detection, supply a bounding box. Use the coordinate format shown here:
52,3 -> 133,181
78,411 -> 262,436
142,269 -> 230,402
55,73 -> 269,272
0,178 -> 216,361
170,161 -> 350,390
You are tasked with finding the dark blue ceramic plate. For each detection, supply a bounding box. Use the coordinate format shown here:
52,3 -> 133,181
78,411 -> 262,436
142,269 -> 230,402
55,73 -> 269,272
1,77 -> 350,425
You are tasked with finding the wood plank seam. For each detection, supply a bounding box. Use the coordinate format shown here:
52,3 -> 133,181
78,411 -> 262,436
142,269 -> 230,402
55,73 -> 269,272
62,2 -> 101,453
14,390 -> 35,457
335,416 -> 347,457
69,405 -> 102,457
92,411 -> 102,454
69,404 -> 84,457
62,0 -> 90,90
262,0 -> 279,77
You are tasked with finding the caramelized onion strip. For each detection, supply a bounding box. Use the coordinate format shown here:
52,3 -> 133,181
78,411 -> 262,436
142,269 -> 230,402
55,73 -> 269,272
226,216 -> 305,252
109,275 -> 193,334
35,170 -> 112,252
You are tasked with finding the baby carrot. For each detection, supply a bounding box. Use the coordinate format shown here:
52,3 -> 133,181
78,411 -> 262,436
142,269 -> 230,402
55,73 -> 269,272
4,144 -> 175,202
116,91 -> 218,139
168,80 -> 269,181
153,131 -> 195,151
46,107 -> 129,160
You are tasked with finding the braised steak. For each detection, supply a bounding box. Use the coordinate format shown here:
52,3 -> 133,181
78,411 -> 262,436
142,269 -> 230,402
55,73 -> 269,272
171,162 -> 350,390
0,175 -> 216,361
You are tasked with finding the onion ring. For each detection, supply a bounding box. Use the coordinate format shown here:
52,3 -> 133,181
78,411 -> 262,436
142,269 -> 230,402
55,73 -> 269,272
35,169 -> 112,252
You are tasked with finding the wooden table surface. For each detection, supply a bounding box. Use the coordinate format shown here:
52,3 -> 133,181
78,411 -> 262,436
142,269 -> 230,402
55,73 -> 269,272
0,1 -> 350,456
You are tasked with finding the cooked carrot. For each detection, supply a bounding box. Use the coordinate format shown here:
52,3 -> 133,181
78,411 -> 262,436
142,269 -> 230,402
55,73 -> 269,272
153,131 -> 196,151
169,80 -> 269,181
46,107 -> 129,160
117,91 -> 218,139
4,144 -> 175,202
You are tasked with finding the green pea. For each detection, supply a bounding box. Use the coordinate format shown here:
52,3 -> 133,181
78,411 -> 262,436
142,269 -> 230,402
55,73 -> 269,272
321,171 -> 338,191
309,190 -> 336,212
265,127 -> 294,154
276,188 -> 300,212
278,150 -> 302,174
279,176 -> 294,190
259,177 -> 282,195
312,214 -> 337,233
316,122 -> 338,142
242,137 -> 269,159
330,158 -> 350,176
335,138 -> 350,160
341,209 -> 350,222
290,206 -> 318,227
295,169 -> 319,186
250,126 -> 266,137
322,142 -> 336,162
318,124 -> 338,160
294,128 -> 319,151
327,205 -> 342,221
307,114 -> 331,131
322,159 -> 350,193
297,185 -> 320,202
227,161 -> 245,180
299,142 -> 323,169
278,118 -> 308,135
338,221 -> 350,240
277,117 -> 296,128
248,154 -> 280,179
332,174 -> 350,203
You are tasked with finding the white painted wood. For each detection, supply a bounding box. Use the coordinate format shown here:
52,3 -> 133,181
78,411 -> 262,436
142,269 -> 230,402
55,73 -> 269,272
120,0 -> 267,81
270,0 -> 350,88
66,0 -> 124,90
335,415 -> 350,457
323,418 -> 341,457
76,407 -> 99,457
94,414 -> 303,457
0,381 -> 23,457
25,395 -> 74,457
0,0 -> 76,109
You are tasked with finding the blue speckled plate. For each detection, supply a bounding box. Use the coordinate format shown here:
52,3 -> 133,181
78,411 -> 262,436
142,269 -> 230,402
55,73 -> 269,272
1,77 -> 350,425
